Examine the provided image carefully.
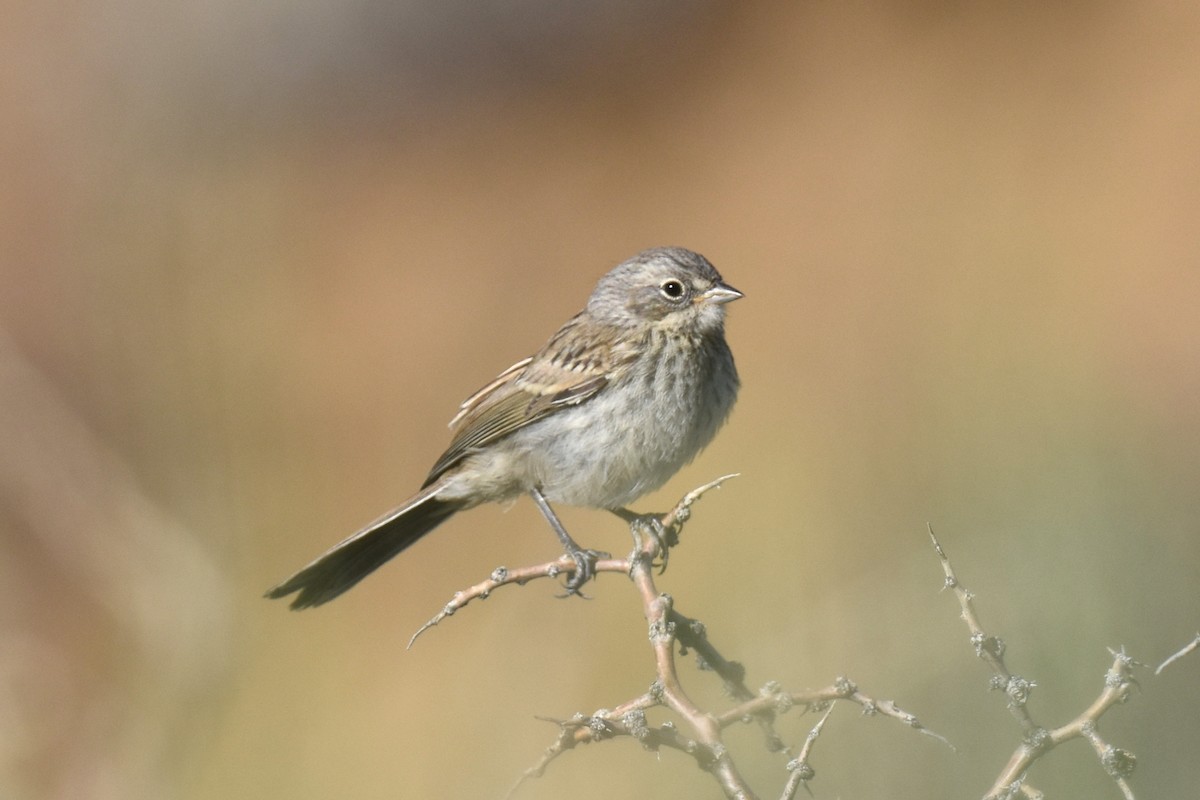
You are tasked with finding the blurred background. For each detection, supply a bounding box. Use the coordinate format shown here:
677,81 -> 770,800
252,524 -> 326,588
3,1 -> 1199,797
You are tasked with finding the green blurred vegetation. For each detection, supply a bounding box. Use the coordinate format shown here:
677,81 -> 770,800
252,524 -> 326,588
2,1 -> 1198,798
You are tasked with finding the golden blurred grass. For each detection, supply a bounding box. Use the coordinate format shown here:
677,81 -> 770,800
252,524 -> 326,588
2,1 -> 1198,798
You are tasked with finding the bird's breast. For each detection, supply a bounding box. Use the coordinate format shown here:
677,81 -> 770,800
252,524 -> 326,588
517,330 -> 738,508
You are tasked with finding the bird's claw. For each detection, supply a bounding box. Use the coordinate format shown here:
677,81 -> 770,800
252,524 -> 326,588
559,547 -> 608,598
631,515 -> 671,573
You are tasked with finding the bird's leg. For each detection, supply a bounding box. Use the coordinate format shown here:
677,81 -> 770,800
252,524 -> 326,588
611,508 -> 671,573
529,488 -> 607,595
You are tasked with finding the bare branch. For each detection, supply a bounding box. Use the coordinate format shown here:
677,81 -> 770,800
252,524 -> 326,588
779,703 -> 834,800
411,474 -> 740,648
929,526 -> 1144,800
928,525 -> 1038,736
713,677 -> 950,749
408,555 -> 627,648
1156,633 -> 1200,675
415,488 -> 959,797
502,480 -> 940,799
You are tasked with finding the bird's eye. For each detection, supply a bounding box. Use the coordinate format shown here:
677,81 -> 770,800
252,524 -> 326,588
660,280 -> 686,300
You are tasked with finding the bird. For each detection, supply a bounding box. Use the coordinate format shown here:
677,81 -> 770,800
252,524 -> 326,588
266,246 -> 741,609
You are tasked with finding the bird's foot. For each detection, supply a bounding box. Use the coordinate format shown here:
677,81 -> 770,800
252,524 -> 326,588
629,514 -> 672,573
559,547 -> 609,598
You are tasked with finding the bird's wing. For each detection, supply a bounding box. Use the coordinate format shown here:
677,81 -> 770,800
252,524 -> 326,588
422,316 -> 631,486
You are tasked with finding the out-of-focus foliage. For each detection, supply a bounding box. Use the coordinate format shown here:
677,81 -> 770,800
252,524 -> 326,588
2,2 -> 1197,798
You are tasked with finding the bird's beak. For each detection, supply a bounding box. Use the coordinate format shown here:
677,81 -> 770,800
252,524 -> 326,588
699,283 -> 743,305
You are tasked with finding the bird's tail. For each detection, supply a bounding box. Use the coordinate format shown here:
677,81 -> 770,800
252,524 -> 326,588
266,487 -> 462,609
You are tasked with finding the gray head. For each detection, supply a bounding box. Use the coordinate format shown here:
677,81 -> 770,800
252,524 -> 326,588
586,247 -> 742,332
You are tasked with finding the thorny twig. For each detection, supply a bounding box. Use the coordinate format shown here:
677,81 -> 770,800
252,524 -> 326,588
1156,633 -> 1200,675
415,476 -> 944,799
929,526 -> 1144,800
408,475 -> 742,649
780,703 -> 834,799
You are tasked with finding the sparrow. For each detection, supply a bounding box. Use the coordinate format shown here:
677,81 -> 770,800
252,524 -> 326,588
267,246 -> 741,609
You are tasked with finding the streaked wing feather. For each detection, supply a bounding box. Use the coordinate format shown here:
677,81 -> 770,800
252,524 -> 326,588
448,356 -> 532,429
422,319 -> 626,487
424,391 -> 536,484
